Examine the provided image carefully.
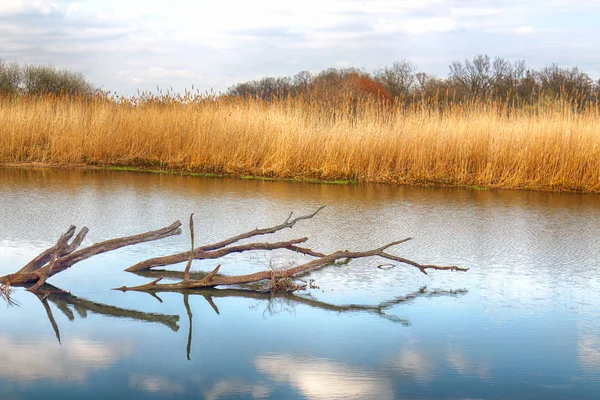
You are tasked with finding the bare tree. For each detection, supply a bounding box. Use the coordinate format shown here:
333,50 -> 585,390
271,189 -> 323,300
374,59 -> 417,98
449,54 -> 495,98
228,76 -> 294,100
22,64 -> 94,96
0,58 -> 21,95
537,64 -> 594,99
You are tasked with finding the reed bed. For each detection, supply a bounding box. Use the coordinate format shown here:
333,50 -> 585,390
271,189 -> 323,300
1,94 -> 599,192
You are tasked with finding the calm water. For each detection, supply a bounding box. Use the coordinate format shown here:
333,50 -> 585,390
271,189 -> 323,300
1,167 -> 599,399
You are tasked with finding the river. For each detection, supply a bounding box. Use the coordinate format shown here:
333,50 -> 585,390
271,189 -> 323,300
1,167 -> 599,399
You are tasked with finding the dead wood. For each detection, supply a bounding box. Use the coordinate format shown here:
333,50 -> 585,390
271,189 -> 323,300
125,205 -> 327,272
0,221 -> 182,288
116,209 -> 468,293
1,206 -> 467,296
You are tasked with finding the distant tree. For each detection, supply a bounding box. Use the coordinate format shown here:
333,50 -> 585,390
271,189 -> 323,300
227,76 -> 293,100
374,60 -> 417,99
311,68 -> 391,104
536,64 -> 594,99
22,64 -> 94,96
449,54 -> 495,98
293,70 -> 313,87
0,58 -> 21,95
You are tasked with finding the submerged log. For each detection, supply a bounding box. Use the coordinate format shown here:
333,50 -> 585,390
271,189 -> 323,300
0,221 -> 182,289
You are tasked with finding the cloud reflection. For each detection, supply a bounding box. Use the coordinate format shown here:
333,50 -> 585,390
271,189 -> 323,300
0,335 -> 132,382
394,348 -> 434,382
129,374 -> 185,394
447,351 -> 491,379
255,354 -> 393,400
578,332 -> 600,372
203,379 -> 271,400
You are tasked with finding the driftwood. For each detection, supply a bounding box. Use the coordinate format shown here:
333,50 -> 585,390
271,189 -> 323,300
116,207 -> 468,292
0,221 -> 182,289
1,206 -> 467,294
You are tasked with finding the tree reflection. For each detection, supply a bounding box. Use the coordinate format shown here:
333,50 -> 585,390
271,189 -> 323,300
12,278 -> 466,361
28,284 -> 180,344
133,269 -> 468,360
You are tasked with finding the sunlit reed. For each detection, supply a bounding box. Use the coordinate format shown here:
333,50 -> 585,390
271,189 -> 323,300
1,93 -> 599,192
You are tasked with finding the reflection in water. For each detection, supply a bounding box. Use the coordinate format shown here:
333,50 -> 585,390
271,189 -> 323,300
136,284 -> 465,360
447,350 -> 492,379
0,336 -> 131,382
129,374 -> 185,394
255,354 -> 394,400
579,334 -> 600,372
394,348 -> 434,382
3,167 -> 600,398
578,315 -> 600,374
202,379 -> 272,400
31,284 -> 179,343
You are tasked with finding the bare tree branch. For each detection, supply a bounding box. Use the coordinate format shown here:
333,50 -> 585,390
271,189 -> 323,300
115,236 -> 467,292
126,206 -> 326,272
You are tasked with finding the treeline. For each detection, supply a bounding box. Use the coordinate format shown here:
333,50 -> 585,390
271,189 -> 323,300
0,58 -> 94,96
2,55 -> 600,107
228,55 -> 600,106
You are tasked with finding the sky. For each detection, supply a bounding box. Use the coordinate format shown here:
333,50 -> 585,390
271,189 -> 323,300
1,0 -> 599,95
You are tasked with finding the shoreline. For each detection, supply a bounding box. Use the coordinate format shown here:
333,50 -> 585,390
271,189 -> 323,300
2,162 -> 596,194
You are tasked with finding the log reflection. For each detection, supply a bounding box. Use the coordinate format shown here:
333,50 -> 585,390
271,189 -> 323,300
29,284 -> 180,344
133,270 -> 468,360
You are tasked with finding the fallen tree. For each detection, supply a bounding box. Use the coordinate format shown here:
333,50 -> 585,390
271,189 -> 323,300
0,221 -> 182,290
118,207 -> 468,292
0,206 -> 468,293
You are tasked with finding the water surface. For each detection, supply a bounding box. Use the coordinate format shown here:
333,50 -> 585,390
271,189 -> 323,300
1,167 -> 599,399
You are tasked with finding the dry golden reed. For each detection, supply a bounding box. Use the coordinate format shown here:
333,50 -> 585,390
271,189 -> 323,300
1,94 -> 599,192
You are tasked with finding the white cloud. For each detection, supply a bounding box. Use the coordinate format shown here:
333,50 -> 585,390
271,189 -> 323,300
491,26 -> 536,35
0,0 -> 599,94
450,6 -> 507,18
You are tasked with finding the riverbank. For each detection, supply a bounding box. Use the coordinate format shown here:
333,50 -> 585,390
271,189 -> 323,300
2,95 -> 599,193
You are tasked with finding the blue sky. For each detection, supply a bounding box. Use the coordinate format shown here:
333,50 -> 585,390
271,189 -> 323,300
1,0 -> 599,95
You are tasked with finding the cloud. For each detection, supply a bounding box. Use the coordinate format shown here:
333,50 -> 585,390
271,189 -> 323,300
491,26 -> 536,35
1,0 -> 599,94
255,354 -> 394,400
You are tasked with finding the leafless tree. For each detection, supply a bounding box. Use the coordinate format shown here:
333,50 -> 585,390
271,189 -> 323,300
374,59 -> 417,99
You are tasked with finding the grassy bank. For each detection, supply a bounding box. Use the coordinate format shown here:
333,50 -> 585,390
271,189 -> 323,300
1,94 -> 599,192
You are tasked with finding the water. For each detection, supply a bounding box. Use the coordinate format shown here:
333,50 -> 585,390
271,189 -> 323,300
1,167 -> 599,399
